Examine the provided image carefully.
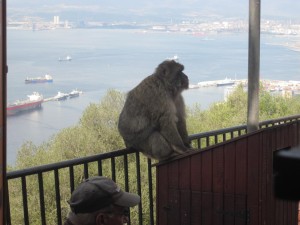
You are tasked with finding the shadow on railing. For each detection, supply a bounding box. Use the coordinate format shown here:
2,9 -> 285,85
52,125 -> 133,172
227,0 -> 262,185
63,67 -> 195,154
6,114 -> 300,225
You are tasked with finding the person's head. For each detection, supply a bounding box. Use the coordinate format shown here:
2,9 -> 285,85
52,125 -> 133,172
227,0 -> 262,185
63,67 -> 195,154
65,176 -> 140,225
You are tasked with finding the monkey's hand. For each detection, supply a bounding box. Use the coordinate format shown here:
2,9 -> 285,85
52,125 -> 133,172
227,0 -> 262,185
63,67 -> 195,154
184,142 -> 192,148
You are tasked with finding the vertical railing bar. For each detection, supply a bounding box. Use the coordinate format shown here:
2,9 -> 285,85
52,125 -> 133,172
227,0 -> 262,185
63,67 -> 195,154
54,169 -> 62,225
83,162 -> 89,179
123,153 -> 131,225
69,166 -> 75,193
38,173 -> 46,225
21,176 -> 29,225
206,136 -> 209,147
135,152 -> 143,225
147,158 -> 154,225
6,181 -> 11,225
123,154 -> 129,192
97,160 -> 103,176
111,157 -> 116,181
197,138 -> 201,149
215,134 -> 218,144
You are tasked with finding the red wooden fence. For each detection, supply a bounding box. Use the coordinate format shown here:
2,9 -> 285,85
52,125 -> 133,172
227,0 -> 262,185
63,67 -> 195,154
156,121 -> 300,225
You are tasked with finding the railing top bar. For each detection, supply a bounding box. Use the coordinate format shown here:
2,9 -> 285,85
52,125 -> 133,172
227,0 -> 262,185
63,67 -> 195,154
189,114 -> 300,140
189,124 -> 247,140
7,148 -> 136,179
259,114 -> 300,126
7,114 -> 300,179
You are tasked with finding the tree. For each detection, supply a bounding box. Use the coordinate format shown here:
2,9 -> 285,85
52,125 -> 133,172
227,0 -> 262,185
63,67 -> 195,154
8,87 -> 300,225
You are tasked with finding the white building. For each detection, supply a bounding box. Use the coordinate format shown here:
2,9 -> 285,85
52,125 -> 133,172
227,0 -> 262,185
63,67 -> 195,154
53,16 -> 60,25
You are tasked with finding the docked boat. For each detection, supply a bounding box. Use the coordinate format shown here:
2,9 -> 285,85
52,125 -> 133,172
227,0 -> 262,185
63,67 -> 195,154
7,92 -> 43,116
25,74 -> 53,84
216,78 -> 235,87
68,89 -> 82,98
53,92 -> 69,101
189,84 -> 199,89
58,55 -> 72,61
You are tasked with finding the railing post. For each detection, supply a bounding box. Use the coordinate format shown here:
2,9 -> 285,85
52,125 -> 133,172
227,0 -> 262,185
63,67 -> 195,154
247,0 -> 261,132
0,1 -> 7,224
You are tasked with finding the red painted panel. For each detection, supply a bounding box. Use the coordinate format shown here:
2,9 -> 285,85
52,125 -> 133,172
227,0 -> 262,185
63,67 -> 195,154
224,142 -> 236,194
213,193 -> 223,225
201,192 -> 213,225
235,138 -> 247,195
168,189 -> 180,225
191,154 -> 202,191
212,146 -> 224,193
179,157 -> 191,190
202,150 -> 213,192
224,194 -> 235,225
234,195 -> 248,225
156,121 -> 300,225
262,130 -> 275,225
180,190 -> 191,225
191,191 -> 202,225
289,123 -> 298,147
168,161 -> 179,189
157,165 -> 169,225
247,133 -> 261,225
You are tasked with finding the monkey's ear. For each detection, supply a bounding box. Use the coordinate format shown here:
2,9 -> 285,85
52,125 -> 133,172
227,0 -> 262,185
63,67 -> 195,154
157,65 -> 168,77
175,78 -> 182,87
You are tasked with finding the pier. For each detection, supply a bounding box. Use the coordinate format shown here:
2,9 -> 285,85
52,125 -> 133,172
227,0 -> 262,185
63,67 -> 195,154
189,78 -> 300,100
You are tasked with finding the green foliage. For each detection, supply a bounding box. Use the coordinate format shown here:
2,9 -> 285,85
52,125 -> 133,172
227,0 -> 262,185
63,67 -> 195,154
8,87 -> 300,225
187,84 -> 300,135
186,84 -> 248,134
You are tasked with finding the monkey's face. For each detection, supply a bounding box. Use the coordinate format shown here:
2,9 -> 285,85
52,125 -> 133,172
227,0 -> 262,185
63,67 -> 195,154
156,60 -> 189,91
175,71 -> 189,91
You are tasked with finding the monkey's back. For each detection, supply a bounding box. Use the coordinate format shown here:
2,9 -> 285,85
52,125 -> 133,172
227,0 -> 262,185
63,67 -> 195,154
118,74 -> 177,145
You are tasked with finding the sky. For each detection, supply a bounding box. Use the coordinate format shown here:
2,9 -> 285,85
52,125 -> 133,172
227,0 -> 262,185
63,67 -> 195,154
7,0 -> 300,22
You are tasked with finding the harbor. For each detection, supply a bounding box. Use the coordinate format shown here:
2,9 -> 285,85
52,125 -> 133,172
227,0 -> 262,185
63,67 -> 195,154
7,89 -> 83,116
189,78 -> 300,98
43,89 -> 83,102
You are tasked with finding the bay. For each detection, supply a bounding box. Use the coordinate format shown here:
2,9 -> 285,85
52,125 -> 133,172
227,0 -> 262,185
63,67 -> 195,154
7,29 -> 300,165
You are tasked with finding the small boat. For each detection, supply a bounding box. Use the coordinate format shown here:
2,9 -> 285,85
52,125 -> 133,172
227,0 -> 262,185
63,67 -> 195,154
189,84 -> 199,89
216,78 -> 235,87
7,92 -> 43,116
25,74 -> 53,84
58,55 -> 72,61
53,92 -> 69,101
68,89 -> 82,98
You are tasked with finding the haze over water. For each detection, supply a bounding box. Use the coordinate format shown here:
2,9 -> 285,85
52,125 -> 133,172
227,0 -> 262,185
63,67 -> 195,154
7,29 -> 300,165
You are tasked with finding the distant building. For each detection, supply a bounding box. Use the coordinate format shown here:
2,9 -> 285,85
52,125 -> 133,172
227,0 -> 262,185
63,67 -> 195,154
53,16 -> 60,25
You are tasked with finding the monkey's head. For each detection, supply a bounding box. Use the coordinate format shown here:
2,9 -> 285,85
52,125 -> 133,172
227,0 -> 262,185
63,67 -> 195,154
155,60 -> 189,94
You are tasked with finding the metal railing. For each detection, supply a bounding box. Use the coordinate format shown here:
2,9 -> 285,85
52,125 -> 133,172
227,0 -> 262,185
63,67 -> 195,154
189,114 -> 300,149
6,114 -> 300,225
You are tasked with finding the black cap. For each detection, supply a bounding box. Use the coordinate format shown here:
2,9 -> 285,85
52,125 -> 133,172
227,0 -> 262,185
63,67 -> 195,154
68,176 -> 140,214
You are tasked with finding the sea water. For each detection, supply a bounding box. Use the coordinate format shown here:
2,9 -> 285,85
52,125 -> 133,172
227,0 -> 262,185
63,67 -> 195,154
7,29 -> 300,165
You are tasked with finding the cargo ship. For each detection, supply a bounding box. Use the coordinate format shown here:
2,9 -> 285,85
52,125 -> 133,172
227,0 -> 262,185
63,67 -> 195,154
25,74 -> 53,84
7,92 -> 44,116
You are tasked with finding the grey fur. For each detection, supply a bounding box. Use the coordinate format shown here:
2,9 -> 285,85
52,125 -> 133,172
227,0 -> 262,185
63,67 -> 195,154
118,60 -> 191,160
